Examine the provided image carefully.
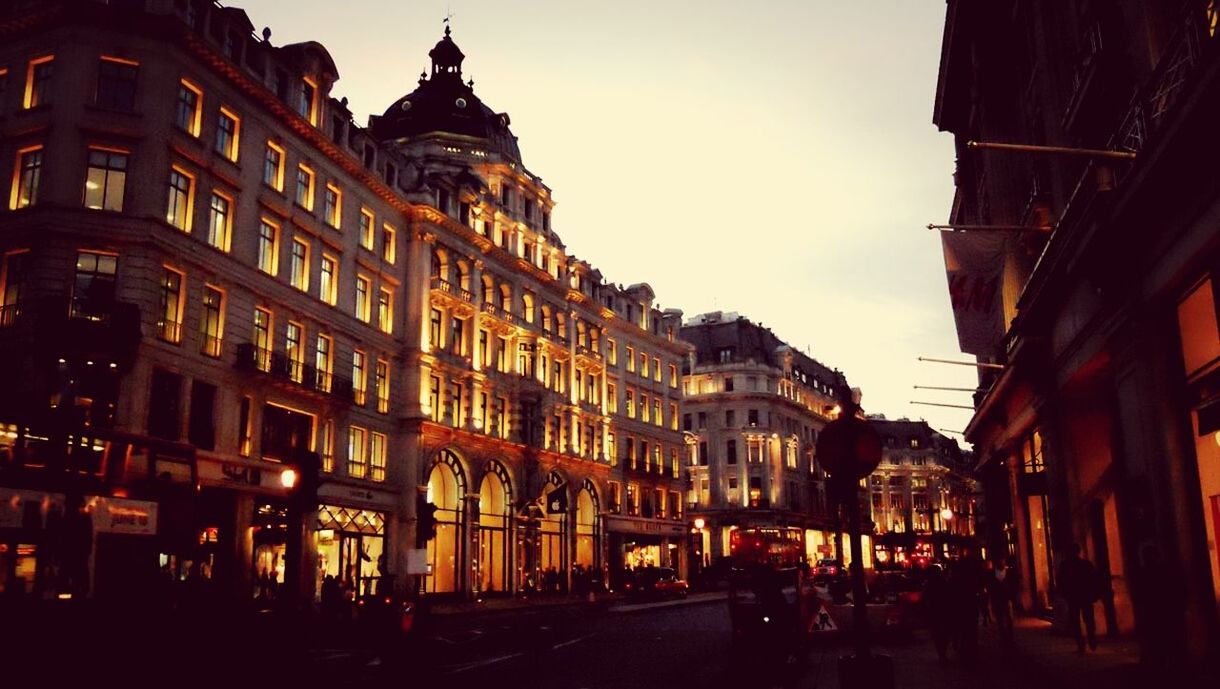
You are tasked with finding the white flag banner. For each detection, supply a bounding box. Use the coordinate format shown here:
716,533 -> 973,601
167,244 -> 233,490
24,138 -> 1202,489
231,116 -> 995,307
942,230 -> 1008,355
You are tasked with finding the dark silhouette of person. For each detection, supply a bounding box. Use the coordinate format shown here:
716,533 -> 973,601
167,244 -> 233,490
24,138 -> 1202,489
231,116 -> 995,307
949,549 -> 984,662
1057,543 -> 1100,653
987,558 -> 1015,641
923,564 -> 953,661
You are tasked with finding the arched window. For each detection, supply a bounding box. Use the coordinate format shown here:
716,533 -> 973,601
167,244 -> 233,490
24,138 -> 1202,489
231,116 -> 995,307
432,248 -> 450,283
575,479 -> 601,569
425,449 -> 467,594
455,259 -> 470,291
541,305 -> 553,333
556,311 -> 566,339
590,328 -> 600,353
522,291 -> 535,324
482,275 -> 495,304
576,321 -> 588,348
477,461 -> 512,594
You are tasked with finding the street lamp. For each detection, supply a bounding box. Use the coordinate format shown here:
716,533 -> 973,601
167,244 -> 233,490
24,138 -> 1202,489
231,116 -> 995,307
693,517 -> 706,530
940,507 -> 954,522
280,467 -> 298,490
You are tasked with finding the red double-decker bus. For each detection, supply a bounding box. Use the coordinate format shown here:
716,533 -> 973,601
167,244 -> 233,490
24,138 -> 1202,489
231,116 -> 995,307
727,527 -> 817,650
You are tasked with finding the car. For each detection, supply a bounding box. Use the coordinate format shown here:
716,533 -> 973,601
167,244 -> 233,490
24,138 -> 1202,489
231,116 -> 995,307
813,559 -> 844,581
627,567 -> 689,599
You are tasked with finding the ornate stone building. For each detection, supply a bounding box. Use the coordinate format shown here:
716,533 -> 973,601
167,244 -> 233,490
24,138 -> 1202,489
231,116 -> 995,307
0,0 -> 687,603
680,311 -> 849,568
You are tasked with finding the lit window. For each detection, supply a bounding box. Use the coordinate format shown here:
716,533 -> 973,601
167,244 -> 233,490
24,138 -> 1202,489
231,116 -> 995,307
257,218 -> 280,275
157,267 -> 184,343
71,251 -> 117,321
215,107 -> 240,162
253,308 -> 272,372
626,346 -> 635,372
263,141 -> 285,191
96,57 -> 138,111
315,334 -> 333,392
377,287 -> 393,334
319,254 -> 338,305
347,426 -> 367,479
207,192 -> 232,252
653,357 -> 661,382
290,238 -> 310,292
359,208 -> 375,249
83,148 -> 127,211
370,432 -> 387,482
199,285 -> 225,358
285,321 -> 305,383
375,359 -> 389,414
382,223 -> 396,263
320,420 -> 335,473
166,166 -> 195,232
175,79 -> 203,136
295,164 -> 314,210
297,77 -> 318,125
355,275 -> 371,322
24,56 -> 53,109
10,146 -> 43,210
324,183 -> 341,228
352,350 -> 367,406
0,251 -> 27,326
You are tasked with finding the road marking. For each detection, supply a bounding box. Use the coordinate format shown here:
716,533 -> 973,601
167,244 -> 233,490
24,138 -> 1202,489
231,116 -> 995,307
444,652 -> 524,674
550,633 -> 596,650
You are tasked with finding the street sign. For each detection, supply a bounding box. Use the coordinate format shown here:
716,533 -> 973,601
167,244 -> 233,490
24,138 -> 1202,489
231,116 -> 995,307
815,415 -> 883,481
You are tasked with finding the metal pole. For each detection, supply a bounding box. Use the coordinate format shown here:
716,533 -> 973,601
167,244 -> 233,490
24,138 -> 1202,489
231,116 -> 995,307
911,401 -> 976,410
913,385 -> 978,392
845,480 -> 870,659
918,356 -> 1005,370
967,140 -> 1137,160
926,223 -> 1052,232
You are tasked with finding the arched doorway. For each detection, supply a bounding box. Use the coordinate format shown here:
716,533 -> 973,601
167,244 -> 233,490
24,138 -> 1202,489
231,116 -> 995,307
477,461 -> 512,595
575,479 -> 601,570
425,449 -> 466,593
538,473 -> 567,590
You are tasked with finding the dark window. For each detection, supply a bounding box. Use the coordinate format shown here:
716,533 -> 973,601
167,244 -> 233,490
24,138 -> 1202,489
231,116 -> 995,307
748,409 -> 759,426
726,410 -> 736,427
726,439 -> 737,465
699,441 -> 708,466
71,251 -> 117,320
724,376 -> 734,392
188,380 -> 216,450
436,188 -> 450,216
331,115 -> 346,145
682,413 -> 691,431
697,412 -> 707,429
261,403 -> 312,462
96,59 -> 138,111
147,369 -> 182,440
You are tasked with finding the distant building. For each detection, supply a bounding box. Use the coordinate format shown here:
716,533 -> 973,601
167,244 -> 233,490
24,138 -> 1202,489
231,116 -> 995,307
680,311 -> 850,568
865,418 -> 979,567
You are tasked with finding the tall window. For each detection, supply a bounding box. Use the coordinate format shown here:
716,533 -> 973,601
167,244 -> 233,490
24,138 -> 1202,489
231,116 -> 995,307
626,346 -> 635,372
450,317 -> 465,355
320,420 -> 335,473
71,251 -> 117,320
359,208 -> 375,249
726,439 -> 737,465
257,219 -> 280,275
157,268 -> 184,343
297,77 -> 318,124
315,334 -> 333,392
253,308 -> 272,372
669,364 -> 678,387
653,357 -> 661,382
479,328 -> 491,367
429,308 -> 443,349
1,252 -> 28,327
166,167 -> 195,232
375,359 -> 389,414
352,350 -> 367,405
206,192 -> 232,252
295,164 -> 314,210
285,322 -> 304,383
199,285 -> 224,357
215,108 -> 240,161
355,275 -> 371,322
324,183 -> 341,228
24,56 -> 54,109
11,146 -> 43,209
83,148 -> 127,211
377,287 -> 393,333
96,57 -> 138,111
347,426 -> 367,479
428,376 -> 441,422
382,224 -> 396,263
370,432 -> 387,482
175,79 -> 202,136
290,238 -> 310,292
319,254 -> 338,305
263,141 -> 285,190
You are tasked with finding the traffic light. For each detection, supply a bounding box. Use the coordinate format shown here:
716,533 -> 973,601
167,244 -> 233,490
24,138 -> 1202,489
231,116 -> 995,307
416,495 -> 438,548
289,449 -> 321,510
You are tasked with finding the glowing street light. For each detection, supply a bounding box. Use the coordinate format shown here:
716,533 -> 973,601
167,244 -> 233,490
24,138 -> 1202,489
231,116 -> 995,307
280,467 -> 298,490
940,507 -> 954,522
693,517 -> 706,530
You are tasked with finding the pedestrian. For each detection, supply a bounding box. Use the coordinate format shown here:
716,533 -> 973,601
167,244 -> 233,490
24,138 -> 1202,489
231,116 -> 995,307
949,549 -> 984,662
922,564 -> 953,662
988,559 -> 1014,642
1057,543 -> 1100,653
978,560 -> 993,627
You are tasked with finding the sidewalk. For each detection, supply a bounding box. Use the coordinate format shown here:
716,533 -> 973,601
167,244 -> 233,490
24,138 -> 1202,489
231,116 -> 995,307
808,615 -> 1190,689
427,589 -> 728,617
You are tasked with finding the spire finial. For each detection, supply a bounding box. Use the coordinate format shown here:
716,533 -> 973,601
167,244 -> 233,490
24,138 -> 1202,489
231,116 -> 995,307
444,7 -> 454,36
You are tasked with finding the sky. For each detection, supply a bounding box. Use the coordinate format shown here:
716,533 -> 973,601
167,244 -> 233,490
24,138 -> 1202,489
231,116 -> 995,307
235,0 -> 978,444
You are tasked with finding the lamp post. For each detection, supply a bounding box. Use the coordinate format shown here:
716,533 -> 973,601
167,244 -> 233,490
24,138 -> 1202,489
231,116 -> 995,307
816,393 -> 893,689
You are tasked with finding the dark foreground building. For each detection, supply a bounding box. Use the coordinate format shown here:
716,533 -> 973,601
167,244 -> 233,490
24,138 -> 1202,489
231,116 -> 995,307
933,0 -> 1220,667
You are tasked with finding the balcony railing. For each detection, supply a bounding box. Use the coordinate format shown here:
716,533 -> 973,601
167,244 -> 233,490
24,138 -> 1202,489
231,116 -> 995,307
235,343 -> 353,402
156,319 -> 182,344
0,304 -> 21,328
200,334 -> 223,358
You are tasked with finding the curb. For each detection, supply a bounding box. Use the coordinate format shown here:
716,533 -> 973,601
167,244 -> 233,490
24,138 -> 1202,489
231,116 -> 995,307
608,593 -> 728,614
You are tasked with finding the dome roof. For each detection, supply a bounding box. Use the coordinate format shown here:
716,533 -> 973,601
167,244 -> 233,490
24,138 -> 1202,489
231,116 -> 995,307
372,27 -> 521,163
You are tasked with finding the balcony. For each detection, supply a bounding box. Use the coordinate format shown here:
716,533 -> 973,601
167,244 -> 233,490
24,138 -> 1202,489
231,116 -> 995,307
431,276 -> 473,303
576,344 -> 602,361
156,319 -> 183,344
0,296 -> 141,367
235,343 -> 354,402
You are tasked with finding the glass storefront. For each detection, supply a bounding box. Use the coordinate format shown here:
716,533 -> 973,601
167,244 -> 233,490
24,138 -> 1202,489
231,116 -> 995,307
316,504 -> 386,599
425,451 -> 465,594
252,501 -> 288,602
477,465 -> 510,595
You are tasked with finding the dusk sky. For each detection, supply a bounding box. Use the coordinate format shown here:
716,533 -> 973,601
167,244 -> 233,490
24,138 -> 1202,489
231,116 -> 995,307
236,0 -> 977,442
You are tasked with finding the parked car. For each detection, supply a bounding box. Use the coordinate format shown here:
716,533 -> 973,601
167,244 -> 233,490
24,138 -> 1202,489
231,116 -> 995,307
813,559 -> 844,581
627,567 -> 689,599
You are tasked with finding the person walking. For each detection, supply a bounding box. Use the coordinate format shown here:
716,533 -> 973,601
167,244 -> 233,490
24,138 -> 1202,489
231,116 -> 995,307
923,564 -> 953,662
1057,544 -> 1100,653
988,559 -> 1015,642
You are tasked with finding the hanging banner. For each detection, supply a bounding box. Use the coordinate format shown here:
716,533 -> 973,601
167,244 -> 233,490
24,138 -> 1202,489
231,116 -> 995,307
942,230 -> 1008,355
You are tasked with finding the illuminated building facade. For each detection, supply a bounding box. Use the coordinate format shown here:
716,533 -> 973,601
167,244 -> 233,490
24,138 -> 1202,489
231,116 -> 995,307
680,312 -> 849,569
0,0 -> 688,602
934,0 -> 1220,663
865,418 -> 979,567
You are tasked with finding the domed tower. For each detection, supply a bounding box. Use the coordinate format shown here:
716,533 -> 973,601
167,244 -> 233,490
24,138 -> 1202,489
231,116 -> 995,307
370,26 -> 521,164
